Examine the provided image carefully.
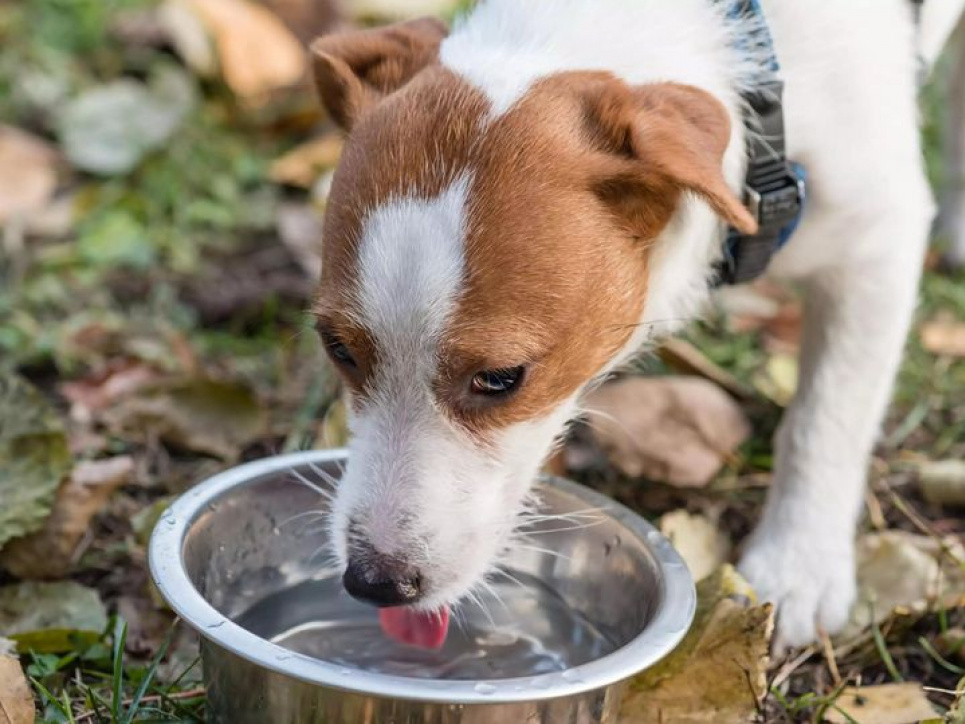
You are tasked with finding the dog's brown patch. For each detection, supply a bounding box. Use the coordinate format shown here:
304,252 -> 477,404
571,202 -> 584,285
310,25 -> 748,430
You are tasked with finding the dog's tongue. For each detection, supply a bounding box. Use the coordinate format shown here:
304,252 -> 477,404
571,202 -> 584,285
378,606 -> 450,649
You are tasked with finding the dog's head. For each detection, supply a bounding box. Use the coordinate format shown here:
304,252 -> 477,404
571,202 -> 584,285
309,18 -> 753,617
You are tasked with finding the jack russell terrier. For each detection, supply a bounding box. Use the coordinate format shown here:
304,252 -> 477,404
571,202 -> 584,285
307,0 -> 965,652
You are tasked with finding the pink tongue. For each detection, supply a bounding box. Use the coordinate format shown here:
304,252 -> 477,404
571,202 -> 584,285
378,606 -> 450,649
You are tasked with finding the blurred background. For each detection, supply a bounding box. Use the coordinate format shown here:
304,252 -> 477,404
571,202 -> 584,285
0,1 -> 963,722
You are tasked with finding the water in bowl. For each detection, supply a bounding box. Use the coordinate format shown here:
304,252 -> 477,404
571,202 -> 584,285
236,569 -> 618,679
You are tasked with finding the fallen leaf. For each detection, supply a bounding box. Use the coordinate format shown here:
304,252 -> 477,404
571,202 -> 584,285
270,134 -> 343,188
60,362 -> 161,424
106,378 -> 264,459
751,353 -> 798,406
842,531 -> 965,637
0,655 -> 34,724
825,683 -> 937,724
0,376 -> 72,549
717,281 -> 802,353
0,457 -> 134,579
659,510 -> 731,582
657,338 -> 753,400
276,202 -> 323,278
157,0 -> 218,76
920,318 -> 965,357
0,126 -> 59,224
176,0 -> 306,103
0,581 -> 107,654
621,565 -> 773,724
919,459 -> 965,506
583,376 -> 751,487
57,65 -> 196,175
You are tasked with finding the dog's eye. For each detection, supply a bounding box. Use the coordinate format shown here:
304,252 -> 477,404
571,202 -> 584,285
470,366 -> 525,396
321,331 -> 356,368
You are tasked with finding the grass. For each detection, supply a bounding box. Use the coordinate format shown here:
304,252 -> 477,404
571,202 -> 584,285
25,618 -> 202,723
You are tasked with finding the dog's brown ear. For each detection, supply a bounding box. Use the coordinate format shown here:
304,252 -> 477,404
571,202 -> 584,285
311,17 -> 449,130
583,79 -> 757,238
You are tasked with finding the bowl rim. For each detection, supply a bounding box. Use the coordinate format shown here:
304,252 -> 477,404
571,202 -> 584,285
148,449 -> 695,704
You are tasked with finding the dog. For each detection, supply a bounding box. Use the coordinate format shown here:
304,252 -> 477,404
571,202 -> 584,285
307,0 -> 965,651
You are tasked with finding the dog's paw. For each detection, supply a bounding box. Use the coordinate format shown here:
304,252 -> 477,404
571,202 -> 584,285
738,529 -> 856,653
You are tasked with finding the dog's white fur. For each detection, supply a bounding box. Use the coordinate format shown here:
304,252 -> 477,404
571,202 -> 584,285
331,0 -> 965,649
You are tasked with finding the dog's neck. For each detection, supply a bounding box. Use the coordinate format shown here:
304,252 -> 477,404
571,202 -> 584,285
440,0 -> 763,344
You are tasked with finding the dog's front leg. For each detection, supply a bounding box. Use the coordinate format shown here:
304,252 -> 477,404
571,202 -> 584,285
738,241 -> 927,650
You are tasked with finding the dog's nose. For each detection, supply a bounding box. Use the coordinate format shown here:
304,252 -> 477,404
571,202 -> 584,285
342,553 -> 423,607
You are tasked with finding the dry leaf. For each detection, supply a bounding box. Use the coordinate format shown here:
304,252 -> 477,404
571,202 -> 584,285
825,683 -> 937,724
752,353 -> 798,406
659,510 -> 731,582
106,378 -> 264,459
177,0 -> 306,103
920,318 -> 965,357
0,457 -> 134,579
0,126 -> 59,224
0,377 -> 72,549
919,459 -> 965,506
658,338 -> 753,400
0,655 -> 34,724
270,134 -> 343,188
158,0 -> 218,75
583,376 -> 751,487
60,363 -> 162,424
0,581 -> 107,654
621,566 -> 773,724
842,531 -> 965,637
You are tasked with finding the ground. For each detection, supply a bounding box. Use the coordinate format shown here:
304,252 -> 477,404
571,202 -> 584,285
0,1 -> 963,722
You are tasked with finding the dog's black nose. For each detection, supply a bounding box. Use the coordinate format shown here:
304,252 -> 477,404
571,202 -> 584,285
342,555 -> 423,607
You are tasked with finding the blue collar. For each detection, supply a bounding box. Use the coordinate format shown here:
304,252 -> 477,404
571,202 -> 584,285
714,0 -> 806,286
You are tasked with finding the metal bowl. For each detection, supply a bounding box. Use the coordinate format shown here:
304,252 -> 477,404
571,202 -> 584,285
149,450 -> 695,723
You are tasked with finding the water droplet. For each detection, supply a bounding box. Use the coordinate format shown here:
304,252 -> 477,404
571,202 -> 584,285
207,620 -> 226,629
646,530 -> 662,544
474,683 -> 497,695
165,516 -> 177,526
561,669 -> 583,683
276,654 -> 291,661
339,668 -> 352,676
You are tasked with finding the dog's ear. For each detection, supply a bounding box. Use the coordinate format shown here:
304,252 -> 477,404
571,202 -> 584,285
583,79 -> 757,239
311,17 -> 449,130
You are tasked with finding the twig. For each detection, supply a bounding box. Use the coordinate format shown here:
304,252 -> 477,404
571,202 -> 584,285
770,646 -> 817,689
74,687 -> 206,723
819,626 -> 841,685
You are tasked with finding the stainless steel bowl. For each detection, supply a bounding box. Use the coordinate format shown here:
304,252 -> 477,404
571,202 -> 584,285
149,449 -> 695,723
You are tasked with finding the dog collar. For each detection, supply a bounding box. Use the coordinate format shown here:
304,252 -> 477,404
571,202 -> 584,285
714,0 -> 806,286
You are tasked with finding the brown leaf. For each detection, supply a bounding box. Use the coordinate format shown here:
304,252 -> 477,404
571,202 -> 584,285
60,362 -> 161,423
659,510 -> 731,582
825,684 -> 937,724
0,655 -> 34,724
260,0 -> 341,44
920,318 -> 965,357
178,0 -> 306,103
106,378 -> 265,459
842,531 -> 965,637
0,457 -> 133,579
269,134 -> 343,188
621,566 -> 773,724
0,126 -> 59,224
718,280 -> 802,353
583,376 -> 750,487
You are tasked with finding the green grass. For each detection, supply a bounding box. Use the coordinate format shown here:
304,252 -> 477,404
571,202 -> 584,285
25,618 -> 203,723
